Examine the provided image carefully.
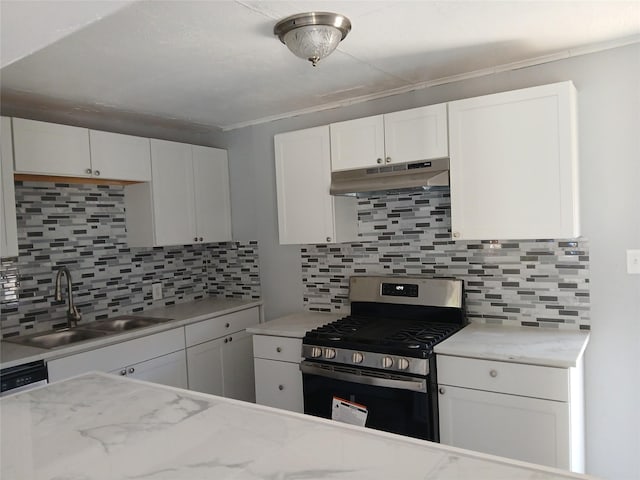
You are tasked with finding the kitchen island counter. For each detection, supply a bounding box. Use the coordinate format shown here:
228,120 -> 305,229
0,372 -> 595,479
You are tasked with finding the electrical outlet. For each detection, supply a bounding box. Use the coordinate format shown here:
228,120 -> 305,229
152,283 -> 163,300
627,250 -> 640,274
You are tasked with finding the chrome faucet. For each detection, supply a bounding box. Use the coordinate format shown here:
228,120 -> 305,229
54,267 -> 82,328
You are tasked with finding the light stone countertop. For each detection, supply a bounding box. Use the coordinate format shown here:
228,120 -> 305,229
0,297 -> 262,370
0,372 -> 597,480
246,311 -> 343,338
434,323 -> 590,368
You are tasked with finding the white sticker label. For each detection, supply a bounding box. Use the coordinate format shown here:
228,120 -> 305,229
331,397 -> 368,427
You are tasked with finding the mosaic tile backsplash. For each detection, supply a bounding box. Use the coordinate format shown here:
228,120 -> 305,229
0,182 -> 260,338
302,189 -> 590,330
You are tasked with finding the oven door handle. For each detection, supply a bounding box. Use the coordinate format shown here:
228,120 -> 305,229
300,361 -> 427,393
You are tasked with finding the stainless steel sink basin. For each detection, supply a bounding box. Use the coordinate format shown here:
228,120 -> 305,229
86,315 -> 173,332
5,328 -> 109,349
4,316 -> 174,349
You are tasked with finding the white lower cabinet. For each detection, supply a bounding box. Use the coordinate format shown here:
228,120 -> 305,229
108,350 -> 187,389
437,355 -> 584,473
185,307 -> 259,402
253,335 -> 304,413
47,328 -> 187,389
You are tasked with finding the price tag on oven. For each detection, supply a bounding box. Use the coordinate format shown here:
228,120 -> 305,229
331,397 -> 368,427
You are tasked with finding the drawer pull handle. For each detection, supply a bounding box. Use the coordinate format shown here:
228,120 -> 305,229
276,347 -> 282,353
278,385 -> 284,391
489,369 -> 498,378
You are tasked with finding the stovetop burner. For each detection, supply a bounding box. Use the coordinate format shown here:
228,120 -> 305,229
305,315 -> 462,357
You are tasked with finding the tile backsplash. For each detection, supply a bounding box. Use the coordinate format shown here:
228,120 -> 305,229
0,181 -> 260,338
302,189 -> 590,330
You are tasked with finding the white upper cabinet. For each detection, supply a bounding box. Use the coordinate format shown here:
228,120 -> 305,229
125,139 -> 232,247
192,145 -> 232,243
330,115 -> 385,172
13,118 -> 91,177
448,81 -> 579,240
384,103 -> 449,163
89,130 -> 151,181
274,126 -> 358,244
12,118 -> 152,181
330,103 -> 448,172
1,117 -> 18,258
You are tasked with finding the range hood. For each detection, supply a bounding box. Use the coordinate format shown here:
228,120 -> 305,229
330,158 -> 449,196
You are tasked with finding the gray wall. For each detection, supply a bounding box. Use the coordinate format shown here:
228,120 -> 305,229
224,44 -> 640,480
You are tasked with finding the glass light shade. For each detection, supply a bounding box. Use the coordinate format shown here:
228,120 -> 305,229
283,25 -> 342,66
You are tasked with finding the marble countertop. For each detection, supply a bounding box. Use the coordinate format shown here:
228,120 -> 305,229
434,323 -> 590,368
0,372 -> 596,480
246,311 -> 343,338
1,298 -> 262,370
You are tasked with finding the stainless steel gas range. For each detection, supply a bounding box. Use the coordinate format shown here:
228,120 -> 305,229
301,275 -> 465,442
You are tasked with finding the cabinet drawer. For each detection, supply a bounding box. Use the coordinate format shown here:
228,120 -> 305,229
185,307 -> 259,347
253,335 -> 302,363
437,355 -> 568,402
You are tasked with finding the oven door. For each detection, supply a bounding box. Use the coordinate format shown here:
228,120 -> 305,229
300,360 -> 438,441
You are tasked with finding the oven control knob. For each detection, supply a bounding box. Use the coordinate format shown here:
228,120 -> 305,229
381,356 -> 394,368
324,348 -> 336,359
352,352 -> 364,364
310,347 -> 323,358
397,358 -> 409,370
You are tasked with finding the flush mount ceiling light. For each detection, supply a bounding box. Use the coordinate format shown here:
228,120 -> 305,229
274,12 -> 351,67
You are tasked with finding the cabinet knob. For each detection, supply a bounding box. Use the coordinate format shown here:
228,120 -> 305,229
225,323 -> 230,328
278,385 -> 284,391
120,369 -> 127,376
128,367 -> 135,374
276,347 -> 282,353
439,387 -> 445,395
385,157 -> 391,163
376,158 -> 383,164
224,338 -> 228,343
489,369 -> 498,378
194,237 -> 198,242
94,170 -> 100,176
86,168 -> 92,174
228,336 -> 232,342
452,232 -> 460,238
326,236 -> 331,243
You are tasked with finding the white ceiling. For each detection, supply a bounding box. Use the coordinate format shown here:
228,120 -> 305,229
1,1 -> 639,131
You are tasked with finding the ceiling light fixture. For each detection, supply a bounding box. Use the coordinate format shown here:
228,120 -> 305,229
274,12 -> 352,67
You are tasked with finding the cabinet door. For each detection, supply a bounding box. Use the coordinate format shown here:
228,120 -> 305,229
12,118 -> 91,177
192,145 -> 232,243
221,329 -> 255,402
439,385 -> 570,469
123,350 -> 188,389
89,130 -> 151,181
275,126 -> 357,244
448,81 -> 579,240
330,115 -> 385,172
384,103 -> 448,163
186,337 -> 224,396
254,358 -> 303,413
149,139 -> 196,246
1,117 -> 18,258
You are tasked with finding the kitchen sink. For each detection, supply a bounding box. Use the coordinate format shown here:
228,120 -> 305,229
4,315 -> 174,349
85,316 -> 173,332
5,328 -> 109,349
